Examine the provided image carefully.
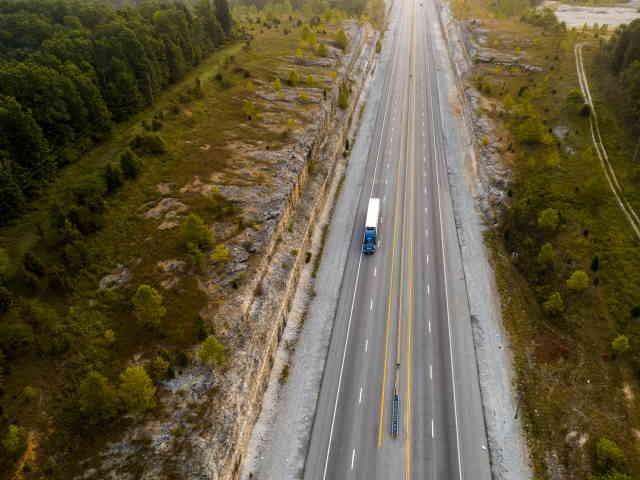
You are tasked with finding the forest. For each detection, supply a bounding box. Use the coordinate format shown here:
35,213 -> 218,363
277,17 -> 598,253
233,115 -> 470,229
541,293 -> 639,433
607,19 -> 640,135
0,0 -> 232,224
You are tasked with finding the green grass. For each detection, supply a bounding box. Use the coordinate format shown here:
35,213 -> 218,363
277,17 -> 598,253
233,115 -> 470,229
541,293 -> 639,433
455,3 -> 640,478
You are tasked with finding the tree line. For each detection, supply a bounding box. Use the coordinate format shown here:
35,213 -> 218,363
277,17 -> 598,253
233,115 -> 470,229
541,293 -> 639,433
0,0 -> 232,224
606,19 -> 640,134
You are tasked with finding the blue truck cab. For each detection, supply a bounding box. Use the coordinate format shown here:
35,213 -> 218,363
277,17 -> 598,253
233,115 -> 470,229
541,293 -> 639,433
363,198 -> 380,254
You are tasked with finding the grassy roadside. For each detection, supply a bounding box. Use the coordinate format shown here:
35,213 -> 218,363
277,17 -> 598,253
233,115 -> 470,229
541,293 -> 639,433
451,2 -> 640,478
0,12 -> 356,477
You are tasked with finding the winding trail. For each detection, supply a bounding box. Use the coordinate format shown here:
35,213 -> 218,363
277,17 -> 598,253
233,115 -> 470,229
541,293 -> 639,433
574,43 -> 640,241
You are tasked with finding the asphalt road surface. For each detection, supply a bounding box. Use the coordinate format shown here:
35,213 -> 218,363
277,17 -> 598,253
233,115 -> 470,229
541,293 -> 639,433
303,0 -> 493,478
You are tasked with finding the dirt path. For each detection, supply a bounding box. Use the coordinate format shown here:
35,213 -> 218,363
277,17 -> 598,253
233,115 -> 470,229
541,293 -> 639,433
575,43 -> 640,241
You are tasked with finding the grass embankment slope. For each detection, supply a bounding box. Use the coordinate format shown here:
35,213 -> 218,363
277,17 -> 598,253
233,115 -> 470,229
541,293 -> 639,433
451,1 -> 640,477
0,12 -> 352,478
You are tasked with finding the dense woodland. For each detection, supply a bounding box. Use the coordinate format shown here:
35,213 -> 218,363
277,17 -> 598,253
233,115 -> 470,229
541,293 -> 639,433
0,0 -> 232,224
607,19 -> 640,135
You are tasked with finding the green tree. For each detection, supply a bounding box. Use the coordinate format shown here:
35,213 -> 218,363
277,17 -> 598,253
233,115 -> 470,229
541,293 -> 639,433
150,355 -> 170,380
566,270 -> 589,292
515,116 -> 548,144
338,81 -> 349,109
210,244 -> 230,262
273,78 -> 283,91
287,69 -> 300,86
132,284 -> 166,328
317,42 -> 328,57
119,366 -> 156,413
120,149 -> 142,179
538,208 -> 559,232
2,424 -> 25,457
243,99 -> 257,120
104,163 -> 123,193
198,335 -> 225,368
215,0 -> 232,34
335,29 -> 349,50
537,242 -> 555,269
611,334 -> 630,355
543,291 -> 564,316
182,213 -> 212,249
78,370 -> 119,425
595,437 -> 625,472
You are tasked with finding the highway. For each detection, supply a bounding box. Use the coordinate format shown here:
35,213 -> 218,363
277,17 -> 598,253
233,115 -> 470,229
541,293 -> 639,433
303,0 -> 493,478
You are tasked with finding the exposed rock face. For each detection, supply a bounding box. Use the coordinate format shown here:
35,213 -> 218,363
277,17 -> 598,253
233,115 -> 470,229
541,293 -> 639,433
80,20 -> 378,480
98,267 -> 131,290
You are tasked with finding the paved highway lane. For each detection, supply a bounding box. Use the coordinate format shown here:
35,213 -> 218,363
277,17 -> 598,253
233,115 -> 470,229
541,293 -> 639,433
304,0 -> 492,478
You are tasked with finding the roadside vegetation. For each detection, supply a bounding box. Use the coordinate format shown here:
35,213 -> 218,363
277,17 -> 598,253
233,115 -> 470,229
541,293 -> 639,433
452,0 -> 640,477
0,0 -> 382,476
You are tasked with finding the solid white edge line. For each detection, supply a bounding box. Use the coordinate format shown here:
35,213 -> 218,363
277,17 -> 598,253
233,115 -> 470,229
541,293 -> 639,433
359,386 -> 363,404
351,449 -> 356,470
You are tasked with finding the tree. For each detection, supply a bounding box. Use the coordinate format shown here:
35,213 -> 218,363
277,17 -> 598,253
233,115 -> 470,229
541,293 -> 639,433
215,0 -> 232,34
198,335 -> 225,368
104,163 -> 123,193
2,425 -> 25,457
181,213 -> 212,249
515,116 -> 548,144
538,208 -> 559,232
132,284 -> 166,328
210,244 -> 230,262
243,99 -> 257,120
287,69 -> 300,86
335,29 -> 349,50
273,78 -> 283,91
543,292 -> 564,316
78,370 -> 119,425
120,149 -> 141,179
595,437 -> 625,472
537,242 -> 555,269
150,355 -> 170,380
317,42 -> 328,57
567,270 -> 589,292
611,335 -> 630,355
119,366 -> 156,413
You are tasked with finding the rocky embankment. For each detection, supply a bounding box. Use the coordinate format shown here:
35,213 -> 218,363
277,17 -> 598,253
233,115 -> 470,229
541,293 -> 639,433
79,21 -> 378,480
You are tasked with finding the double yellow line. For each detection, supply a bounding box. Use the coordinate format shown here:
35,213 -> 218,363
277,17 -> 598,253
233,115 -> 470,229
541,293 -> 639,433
376,5 -> 418,480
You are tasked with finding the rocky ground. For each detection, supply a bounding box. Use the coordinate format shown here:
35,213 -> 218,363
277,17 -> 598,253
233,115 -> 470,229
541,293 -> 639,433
78,20 -> 378,480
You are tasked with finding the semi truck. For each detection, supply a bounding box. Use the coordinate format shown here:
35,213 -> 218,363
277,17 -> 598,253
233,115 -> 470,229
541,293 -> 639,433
362,198 -> 380,254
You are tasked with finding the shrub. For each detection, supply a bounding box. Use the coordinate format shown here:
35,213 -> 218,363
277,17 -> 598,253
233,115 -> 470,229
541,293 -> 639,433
317,42 -> 329,57
182,213 -> 212,249
0,287 -> 13,313
298,91 -> 309,102
2,425 -> 25,457
515,116 -> 548,144
130,133 -> 167,155
243,99 -> 257,120
132,284 -> 166,329
120,149 -> 141,179
580,103 -> 591,117
538,208 -> 559,232
537,242 -> 555,269
119,366 -> 156,414
0,247 -> 9,279
198,335 -> 225,368
0,321 -> 34,356
376,39 -> 382,53
595,437 -> 625,472
543,292 -> 564,316
305,74 -> 314,87
78,370 -> 119,425
211,244 -> 231,263
611,335 -> 630,355
150,355 -> 170,380
287,69 -> 300,86
104,163 -> 123,193
187,242 -> 207,272
335,29 -> 349,50
338,82 -> 349,109
273,78 -> 282,91
567,270 -> 589,292
23,251 -> 45,277
21,386 -> 39,401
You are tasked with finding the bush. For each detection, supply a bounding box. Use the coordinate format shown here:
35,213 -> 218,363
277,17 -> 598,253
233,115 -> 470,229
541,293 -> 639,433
0,321 -> 34,356
273,78 -> 282,91
538,208 -> 560,232
543,292 -> 564,316
537,242 -> 555,268
317,42 -> 329,57
2,425 -> 25,457
305,74 -> 314,87
210,244 -> 231,263
119,366 -> 156,414
150,355 -> 170,380
198,335 -> 225,368
611,334 -> 630,355
595,437 -> 625,472
515,116 -> 548,144
130,133 -> 167,155
23,251 -> 45,277
120,149 -> 142,179
104,163 -> 123,193
132,284 -> 166,329
338,82 -> 349,109
376,39 -> 382,53
0,247 -> 9,279
567,270 -> 589,292
181,213 -> 212,249
243,99 -> 257,120
0,286 -> 13,313
78,370 -> 119,425
21,386 -> 39,401
335,29 -> 349,50
287,69 -> 300,86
